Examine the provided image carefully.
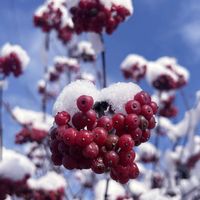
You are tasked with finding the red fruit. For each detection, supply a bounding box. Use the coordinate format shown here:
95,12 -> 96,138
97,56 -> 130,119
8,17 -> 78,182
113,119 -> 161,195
51,153 -> 62,166
125,114 -> 140,131
119,150 -> 135,166
63,128 -> 77,145
148,117 -> 156,129
84,110 -> 97,128
112,113 -> 125,130
113,165 -> 129,180
134,91 -> 151,105
141,105 -> 153,120
75,130 -> 93,147
139,116 -> 149,131
141,129 -> 150,143
91,157 -> 106,174
58,142 -> 69,155
93,127 -> 108,146
72,112 -> 86,130
57,125 -> 67,140
129,163 -> 139,179
97,116 -> 113,131
49,127 -> 58,140
105,135 -> 119,150
118,134 -> 134,151
150,101 -> 158,114
50,139 -> 60,154
130,128 -> 142,141
55,111 -> 70,126
83,142 -> 99,158
125,100 -> 141,115
103,151 -> 119,167
77,95 -> 94,112
62,155 -> 78,169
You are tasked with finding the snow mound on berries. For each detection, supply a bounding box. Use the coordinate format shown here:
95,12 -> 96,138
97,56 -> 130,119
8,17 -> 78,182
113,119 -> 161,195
53,80 -> 100,116
66,0 -> 134,14
1,43 -> 30,69
137,142 -> 159,158
146,62 -> 178,85
77,72 -> 95,82
12,107 -> 53,131
129,180 -> 148,196
99,82 -> 142,114
94,179 -> 125,200
74,169 -> 93,184
121,54 -> 147,70
28,171 -> 67,191
151,91 -> 175,104
76,40 -> 96,57
56,57 -> 79,69
0,148 -> 35,181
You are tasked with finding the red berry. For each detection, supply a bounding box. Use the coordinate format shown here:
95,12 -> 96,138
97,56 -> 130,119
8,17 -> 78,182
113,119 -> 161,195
112,113 -> 125,130
83,142 -> 99,158
72,112 -> 86,130
58,142 -> 69,155
63,128 -> 77,145
113,165 -> 129,180
93,127 -> 108,146
125,114 -> 140,131
148,117 -> 156,129
119,150 -> 135,166
91,157 -> 106,174
49,127 -> 58,140
75,130 -> 93,147
103,151 -> 119,167
141,105 -> 153,120
129,162 -> 139,179
141,129 -> 151,143
125,100 -> 141,114
77,95 -> 94,112
84,110 -> 97,128
97,116 -> 113,131
105,135 -> 119,150
134,91 -> 151,105
118,134 -> 134,151
50,139 -> 60,154
62,155 -> 78,169
51,153 -> 62,166
55,111 -> 70,126
130,128 -> 142,141
139,116 -> 149,131
150,101 -> 158,114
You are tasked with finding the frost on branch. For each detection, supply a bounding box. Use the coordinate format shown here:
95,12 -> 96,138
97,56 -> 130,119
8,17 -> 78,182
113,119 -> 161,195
0,43 -> 30,77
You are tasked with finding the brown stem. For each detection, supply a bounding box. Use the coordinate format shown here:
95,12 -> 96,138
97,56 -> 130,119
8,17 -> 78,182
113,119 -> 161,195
104,178 -> 110,200
0,79 -> 3,160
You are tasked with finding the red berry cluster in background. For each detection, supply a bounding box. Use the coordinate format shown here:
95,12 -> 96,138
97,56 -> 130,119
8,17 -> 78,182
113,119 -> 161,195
15,128 -> 47,144
49,91 -> 158,184
70,0 -> 131,34
0,176 -> 29,199
0,53 -> 23,77
122,64 -> 147,82
159,95 -> 178,118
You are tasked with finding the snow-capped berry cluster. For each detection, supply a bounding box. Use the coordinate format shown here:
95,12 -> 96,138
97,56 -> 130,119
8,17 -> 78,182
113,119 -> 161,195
75,72 -> 96,83
15,128 -> 47,144
67,0 -> 133,34
121,54 -> 147,82
49,81 -> 157,184
34,0 -> 74,43
0,43 -> 30,77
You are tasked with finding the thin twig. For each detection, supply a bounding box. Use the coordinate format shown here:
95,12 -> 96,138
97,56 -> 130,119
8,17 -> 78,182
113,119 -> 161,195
104,178 -> 110,200
0,78 -> 4,160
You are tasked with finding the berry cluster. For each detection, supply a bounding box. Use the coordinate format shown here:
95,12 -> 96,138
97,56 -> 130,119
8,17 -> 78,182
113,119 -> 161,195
49,91 -> 157,184
15,128 -> 47,144
0,53 -> 23,77
70,0 -> 132,34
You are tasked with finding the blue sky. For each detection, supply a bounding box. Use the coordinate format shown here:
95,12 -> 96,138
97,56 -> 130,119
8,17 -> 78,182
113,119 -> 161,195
0,0 -> 200,147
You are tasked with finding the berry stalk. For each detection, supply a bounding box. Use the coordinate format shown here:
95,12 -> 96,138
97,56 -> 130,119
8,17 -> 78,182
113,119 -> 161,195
0,78 -> 3,160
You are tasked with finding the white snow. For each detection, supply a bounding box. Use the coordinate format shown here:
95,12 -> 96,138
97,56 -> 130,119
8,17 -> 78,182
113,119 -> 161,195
88,33 -> 104,54
0,148 -> 35,181
28,171 -> 67,191
76,41 -> 96,57
54,57 -> 79,71
129,180 -> 148,196
1,43 -> 30,69
12,107 -> 54,131
76,72 -> 95,82
94,179 -> 125,200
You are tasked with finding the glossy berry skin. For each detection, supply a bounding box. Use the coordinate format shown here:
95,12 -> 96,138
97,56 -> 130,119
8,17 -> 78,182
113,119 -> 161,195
150,101 -> 158,114
129,162 -> 139,179
130,128 -> 142,141
104,151 -> 119,167
141,105 -> 153,120
125,100 -> 141,115
84,110 -> 97,128
91,157 -> 106,174
125,114 -> 140,131
105,135 -> 119,150
51,153 -> 62,166
63,128 -> 77,145
72,112 -> 86,130
75,130 -> 93,147
148,117 -> 156,129
77,95 -> 94,112
119,150 -> 135,166
141,129 -> 151,143
139,116 -> 149,131
55,111 -> 70,126
112,113 -> 125,130
93,127 -> 108,146
118,134 -> 134,151
134,91 -> 151,105
62,155 -> 78,169
83,142 -> 99,159
97,116 -> 113,131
